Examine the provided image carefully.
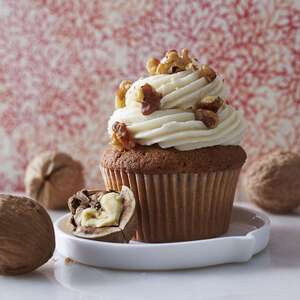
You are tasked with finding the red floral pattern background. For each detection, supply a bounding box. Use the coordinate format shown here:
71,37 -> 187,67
0,0 -> 299,192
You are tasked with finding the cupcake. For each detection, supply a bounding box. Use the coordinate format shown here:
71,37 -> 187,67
100,49 -> 247,243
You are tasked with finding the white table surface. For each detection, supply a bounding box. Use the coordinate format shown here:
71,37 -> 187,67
1,202 -> 299,300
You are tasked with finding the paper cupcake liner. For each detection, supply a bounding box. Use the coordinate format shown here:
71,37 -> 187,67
100,167 -> 241,243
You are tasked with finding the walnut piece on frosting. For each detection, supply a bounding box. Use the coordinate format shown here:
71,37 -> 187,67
198,64 -> 217,82
181,48 -> 192,65
194,95 -> 224,129
115,80 -> 132,108
195,109 -> 219,129
197,95 -> 224,113
111,122 -> 135,151
146,58 -> 160,75
136,83 -> 162,115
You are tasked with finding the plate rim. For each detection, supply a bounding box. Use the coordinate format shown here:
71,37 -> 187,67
54,205 -> 271,249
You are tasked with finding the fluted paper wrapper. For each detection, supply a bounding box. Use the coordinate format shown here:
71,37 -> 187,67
100,167 -> 241,243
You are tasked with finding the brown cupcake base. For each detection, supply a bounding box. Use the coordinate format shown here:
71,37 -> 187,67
101,145 -> 247,174
100,167 -> 241,243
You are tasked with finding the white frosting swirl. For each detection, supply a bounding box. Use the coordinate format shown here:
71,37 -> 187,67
108,69 -> 246,151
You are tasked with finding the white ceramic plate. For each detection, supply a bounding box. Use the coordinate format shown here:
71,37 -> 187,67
55,205 -> 270,270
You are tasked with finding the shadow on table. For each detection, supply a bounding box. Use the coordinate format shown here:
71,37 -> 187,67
267,223 -> 300,268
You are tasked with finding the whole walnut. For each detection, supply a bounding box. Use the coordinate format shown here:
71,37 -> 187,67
0,195 -> 55,275
25,151 -> 85,210
244,151 -> 300,213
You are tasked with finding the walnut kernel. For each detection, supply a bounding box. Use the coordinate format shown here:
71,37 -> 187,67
146,57 -> 160,75
111,122 -> 135,151
115,80 -> 132,108
195,109 -> 219,129
181,48 -> 192,65
197,96 -> 224,113
136,83 -> 162,115
199,65 -> 217,82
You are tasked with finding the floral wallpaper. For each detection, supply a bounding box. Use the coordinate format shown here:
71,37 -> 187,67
0,0 -> 299,192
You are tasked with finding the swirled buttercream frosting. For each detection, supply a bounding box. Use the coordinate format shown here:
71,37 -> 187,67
108,50 -> 246,151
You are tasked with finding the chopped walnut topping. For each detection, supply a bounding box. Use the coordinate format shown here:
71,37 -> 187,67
146,49 -> 199,75
197,96 -> 224,113
198,64 -> 217,82
195,109 -> 219,129
136,83 -> 162,115
111,122 -> 135,151
115,80 -> 132,108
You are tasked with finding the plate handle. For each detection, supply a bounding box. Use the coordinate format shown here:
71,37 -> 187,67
228,235 -> 256,262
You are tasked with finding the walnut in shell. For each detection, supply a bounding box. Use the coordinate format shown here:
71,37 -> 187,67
25,151 -> 85,210
244,151 -> 300,213
68,186 -> 137,243
0,195 -> 55,275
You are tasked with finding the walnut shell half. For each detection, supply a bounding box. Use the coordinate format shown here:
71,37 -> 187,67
0,195 -> 55,275
69,186 -> 137,243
